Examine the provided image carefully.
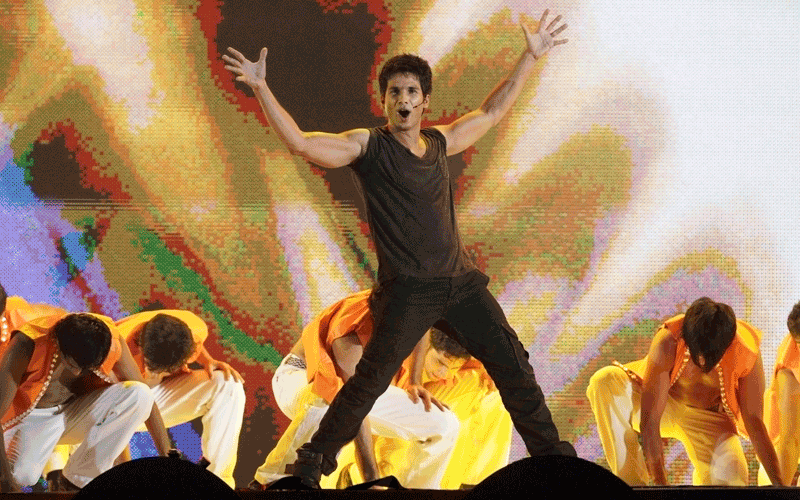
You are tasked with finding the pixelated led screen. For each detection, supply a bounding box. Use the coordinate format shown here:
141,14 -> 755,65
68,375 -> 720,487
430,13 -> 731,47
1,0 -> 798,488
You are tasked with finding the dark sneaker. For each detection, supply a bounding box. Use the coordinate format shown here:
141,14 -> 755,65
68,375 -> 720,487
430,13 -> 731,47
291,447 -> 323,489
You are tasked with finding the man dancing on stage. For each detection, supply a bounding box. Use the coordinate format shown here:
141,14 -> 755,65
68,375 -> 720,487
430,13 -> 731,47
587,298 -> 783,486
225,10 -> 575,488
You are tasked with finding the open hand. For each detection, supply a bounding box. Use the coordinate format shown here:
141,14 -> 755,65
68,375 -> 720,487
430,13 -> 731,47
406,384 -> 448,412
206,359 -> 244,384
223,47 -> 267,88
522,10 -> 568,60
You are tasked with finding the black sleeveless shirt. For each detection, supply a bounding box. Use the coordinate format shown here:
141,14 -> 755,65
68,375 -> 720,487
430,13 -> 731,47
349,127 -> 475,282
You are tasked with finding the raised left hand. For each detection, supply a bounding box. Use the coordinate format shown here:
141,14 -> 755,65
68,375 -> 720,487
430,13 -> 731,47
522,9 -> 568,60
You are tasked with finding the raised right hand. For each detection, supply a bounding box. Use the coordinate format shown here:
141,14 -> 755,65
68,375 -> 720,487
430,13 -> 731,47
223,47 -> 267,88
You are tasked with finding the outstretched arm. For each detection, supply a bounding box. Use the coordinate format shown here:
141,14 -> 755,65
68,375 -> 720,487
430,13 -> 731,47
740,355 -> 785,485
434,10 -> 567,156
223,47 -> 368,169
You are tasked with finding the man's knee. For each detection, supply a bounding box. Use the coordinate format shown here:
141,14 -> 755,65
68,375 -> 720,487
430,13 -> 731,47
587,365 -> 629,406
210,370 -> 245,400
118,380 -> 155,419
424,409 -> 460,443
708,435 -> 747,486
11,465 -> 43,488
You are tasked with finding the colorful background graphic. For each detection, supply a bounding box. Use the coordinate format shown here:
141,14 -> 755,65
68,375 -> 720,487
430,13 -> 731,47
1,0 -> 798,487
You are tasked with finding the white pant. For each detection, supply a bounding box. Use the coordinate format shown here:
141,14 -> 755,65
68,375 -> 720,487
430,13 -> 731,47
255,356 -> 460,488
3,381 -> 153,488
136,370 -> 245,488
587,365 -> 747,486
272,355 -> 309,420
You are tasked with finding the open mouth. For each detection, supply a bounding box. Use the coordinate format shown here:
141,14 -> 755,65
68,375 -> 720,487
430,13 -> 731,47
398,109 -> 411,118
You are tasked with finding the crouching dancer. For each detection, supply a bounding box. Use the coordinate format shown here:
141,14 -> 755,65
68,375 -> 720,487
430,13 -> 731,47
252,290 -> 459,489
0,313 -> 170,492
115,310 -> 245,488
587,298 -> 783,486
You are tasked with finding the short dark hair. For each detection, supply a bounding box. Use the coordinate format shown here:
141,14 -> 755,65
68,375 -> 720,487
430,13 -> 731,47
52,313 -> 112,370
788,302 -> 800,342
0,282 -> 7,314
682,297 -> 737,373
429,327 -> 470,360
378,54 -> 433,100
140,314 -> 194,372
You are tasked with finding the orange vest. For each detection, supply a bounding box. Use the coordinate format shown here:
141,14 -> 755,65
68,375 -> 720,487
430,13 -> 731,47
1,296 -> 67,349
623,314 -> 761,436
2,314 -> 123,430
115,310 -> 208,374
303,290 -> 374,404
765,333 -> 798,440
771,334 -> 800,383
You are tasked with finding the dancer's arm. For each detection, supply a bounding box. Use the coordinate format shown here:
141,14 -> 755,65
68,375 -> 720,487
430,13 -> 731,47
113,337 -> 172,457
405,331 -> 448,412
434,10 -> 567,156
0,333 -> 34,493
771,369 -> 800,485
640,329 -> 675,485
331,335 -> 380,482
740,355 -> 784,485
223,47 -> 368,169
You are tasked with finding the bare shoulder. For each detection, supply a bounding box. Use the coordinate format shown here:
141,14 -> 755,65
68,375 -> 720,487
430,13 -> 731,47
0,332 -> 35,375
647,327 -> 678,371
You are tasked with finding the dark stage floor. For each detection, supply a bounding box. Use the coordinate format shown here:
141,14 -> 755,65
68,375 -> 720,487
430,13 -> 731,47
2,487 -> 800,500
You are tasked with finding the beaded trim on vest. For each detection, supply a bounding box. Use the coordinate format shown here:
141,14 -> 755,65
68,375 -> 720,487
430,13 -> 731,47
672,350 -> 690,383
2,352 -> 60,431
612,360 -> 642,384
716,365 -> 736,421
1,315 -> 9,343
91,369 -> 114,384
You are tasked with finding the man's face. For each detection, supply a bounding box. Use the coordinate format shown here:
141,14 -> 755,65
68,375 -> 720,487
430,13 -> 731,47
382,72 -> 429,130
423,348 -> 467,382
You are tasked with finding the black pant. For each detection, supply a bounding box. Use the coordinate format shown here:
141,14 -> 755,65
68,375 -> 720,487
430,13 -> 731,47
304,270 -> 576,474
